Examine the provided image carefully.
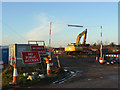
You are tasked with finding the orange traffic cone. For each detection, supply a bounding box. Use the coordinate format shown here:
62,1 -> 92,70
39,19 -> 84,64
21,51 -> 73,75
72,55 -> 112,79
12,63 -> 19,84
49,60 -> 53,68
46,56 -> 51,75
99,57 -> 103,64
96,57 -> 98,62
47,55 -> 53,69
47,62 -> 51,75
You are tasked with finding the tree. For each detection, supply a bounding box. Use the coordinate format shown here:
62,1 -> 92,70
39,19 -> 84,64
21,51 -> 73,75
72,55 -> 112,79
93,43 -> 97,46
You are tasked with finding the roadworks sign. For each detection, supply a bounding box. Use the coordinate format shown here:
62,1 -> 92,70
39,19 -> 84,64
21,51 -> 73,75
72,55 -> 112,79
22,52 -> 41,64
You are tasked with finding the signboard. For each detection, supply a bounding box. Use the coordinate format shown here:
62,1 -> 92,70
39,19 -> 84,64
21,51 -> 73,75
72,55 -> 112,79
47,48 -> 53,52
31,46 -> 46,54
22,52 -> 41,64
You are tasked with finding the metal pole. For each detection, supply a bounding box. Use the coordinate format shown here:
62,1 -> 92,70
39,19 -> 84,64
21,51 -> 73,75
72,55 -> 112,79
56,56 -> 61,68
49,22 -> 52,59
100,26 -> 102,57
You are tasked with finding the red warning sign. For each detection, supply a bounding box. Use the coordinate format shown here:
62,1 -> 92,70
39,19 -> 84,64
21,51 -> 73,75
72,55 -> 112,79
22,52 -> 41,64
31,46 -> 46,55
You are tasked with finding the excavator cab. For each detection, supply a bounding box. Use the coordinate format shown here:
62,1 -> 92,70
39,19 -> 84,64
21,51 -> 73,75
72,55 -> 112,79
65,29 -> 90,55
67,43 -> 76,46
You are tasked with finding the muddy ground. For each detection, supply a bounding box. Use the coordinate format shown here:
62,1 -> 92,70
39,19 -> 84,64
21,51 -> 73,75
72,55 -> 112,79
29,55 -> 119,88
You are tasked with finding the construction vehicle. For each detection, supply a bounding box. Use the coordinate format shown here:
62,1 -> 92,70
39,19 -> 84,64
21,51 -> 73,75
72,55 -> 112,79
65,29 -> 90,55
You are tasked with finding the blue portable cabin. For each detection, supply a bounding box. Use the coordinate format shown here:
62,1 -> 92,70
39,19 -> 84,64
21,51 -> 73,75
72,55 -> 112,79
0,46 -> 9,63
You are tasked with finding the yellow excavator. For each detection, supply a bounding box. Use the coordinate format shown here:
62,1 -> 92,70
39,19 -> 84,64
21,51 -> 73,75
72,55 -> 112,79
65,29 -> 90,55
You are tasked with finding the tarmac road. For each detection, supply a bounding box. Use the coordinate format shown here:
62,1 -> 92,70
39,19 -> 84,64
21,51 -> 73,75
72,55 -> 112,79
31,55 -> 119,88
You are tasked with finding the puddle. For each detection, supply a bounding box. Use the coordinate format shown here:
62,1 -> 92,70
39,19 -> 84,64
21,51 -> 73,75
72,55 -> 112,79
53,67 -> 85,84
59,81 -> 64,84
70,71 -> 75,74
64,69 -> 68,72
53,69 -> 77,84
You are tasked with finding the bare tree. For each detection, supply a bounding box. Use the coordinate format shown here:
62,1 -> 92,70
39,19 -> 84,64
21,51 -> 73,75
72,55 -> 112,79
93,43 -> 97,46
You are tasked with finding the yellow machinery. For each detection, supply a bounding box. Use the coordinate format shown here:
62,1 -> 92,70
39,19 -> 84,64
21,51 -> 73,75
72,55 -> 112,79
65,29 -> 89,55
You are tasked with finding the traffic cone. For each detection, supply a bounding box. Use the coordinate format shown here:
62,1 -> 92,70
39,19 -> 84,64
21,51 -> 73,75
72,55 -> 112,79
45,57 -> 49,64
99,57 -> 103,64
12,63 -> 19,84
47,62 -> 51,75
96,57 -> 98,62
49,59 -> 53,69
46,56 -> 51,75
48,55 -> 53,69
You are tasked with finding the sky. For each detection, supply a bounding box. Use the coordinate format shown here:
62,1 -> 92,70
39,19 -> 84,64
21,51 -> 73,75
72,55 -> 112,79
2,1 -> 118,47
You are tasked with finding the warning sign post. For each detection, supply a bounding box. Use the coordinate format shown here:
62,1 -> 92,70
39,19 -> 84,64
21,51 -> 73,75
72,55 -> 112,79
22,52 -> 41,64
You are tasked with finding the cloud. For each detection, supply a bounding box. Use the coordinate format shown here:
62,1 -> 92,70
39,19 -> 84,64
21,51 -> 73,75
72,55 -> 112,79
26,13 -> 66,47
35,13 -> 49,24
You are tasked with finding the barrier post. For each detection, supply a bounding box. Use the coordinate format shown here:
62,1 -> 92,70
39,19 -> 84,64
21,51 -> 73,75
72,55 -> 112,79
99,26 -> 103,64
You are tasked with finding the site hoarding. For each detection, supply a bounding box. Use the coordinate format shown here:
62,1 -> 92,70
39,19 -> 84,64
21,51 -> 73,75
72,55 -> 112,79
22,51 -> 41,64
9,44 -> 38,67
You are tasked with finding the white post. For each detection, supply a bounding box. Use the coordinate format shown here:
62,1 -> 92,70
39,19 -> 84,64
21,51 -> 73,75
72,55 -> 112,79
49,22 -> 52,60
100,26 -> 102,57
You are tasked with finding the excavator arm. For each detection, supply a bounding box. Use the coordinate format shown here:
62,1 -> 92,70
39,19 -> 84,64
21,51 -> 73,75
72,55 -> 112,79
76,29 -> 87,46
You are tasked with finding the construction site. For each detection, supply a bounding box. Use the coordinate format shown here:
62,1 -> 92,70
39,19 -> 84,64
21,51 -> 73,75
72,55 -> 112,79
0,1 -> 119,90
1,25 -> 120,89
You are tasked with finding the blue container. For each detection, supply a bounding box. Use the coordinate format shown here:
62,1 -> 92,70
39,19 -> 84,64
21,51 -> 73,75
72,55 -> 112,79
1,46 -> 9,63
